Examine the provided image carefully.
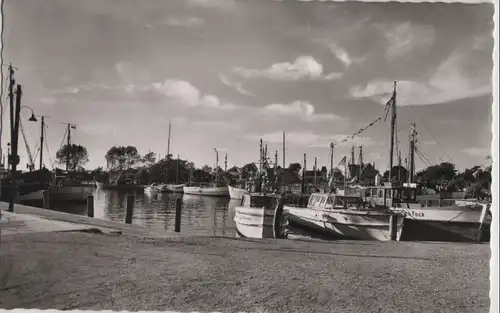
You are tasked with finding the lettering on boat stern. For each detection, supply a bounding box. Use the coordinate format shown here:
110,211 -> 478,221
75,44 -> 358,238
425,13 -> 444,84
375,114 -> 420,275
405,210 -> 425,218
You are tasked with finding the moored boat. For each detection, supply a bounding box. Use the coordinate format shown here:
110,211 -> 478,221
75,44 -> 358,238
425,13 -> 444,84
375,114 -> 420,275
165,183 -> 185,193
286,192 -> 404,241
228,185 -> 247,200
234,193 -> 288,239
183,183 -> 229,196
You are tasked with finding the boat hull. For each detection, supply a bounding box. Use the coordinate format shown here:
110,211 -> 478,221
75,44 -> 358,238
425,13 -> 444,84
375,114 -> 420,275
95,182 -> 144,191
393,202 -> 491,242
183,186 -> 229,196
166,184 -> 185,193
234,194 -> 289,239
286,205 -> 404,241
228,185 -> 247,200
49,186 -> 94,203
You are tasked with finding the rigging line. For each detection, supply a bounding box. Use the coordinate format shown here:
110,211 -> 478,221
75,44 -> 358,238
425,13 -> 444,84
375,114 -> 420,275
415,147 -> 433,167
396,85 -> 454,164
415,150 -> 432,169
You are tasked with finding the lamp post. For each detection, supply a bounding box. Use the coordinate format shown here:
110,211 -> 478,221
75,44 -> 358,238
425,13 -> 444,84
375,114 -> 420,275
8,91 -> 38,212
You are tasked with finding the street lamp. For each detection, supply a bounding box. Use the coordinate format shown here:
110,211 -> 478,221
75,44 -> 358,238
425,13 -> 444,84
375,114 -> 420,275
21,105 -> 38,122
8,95 -> 39,212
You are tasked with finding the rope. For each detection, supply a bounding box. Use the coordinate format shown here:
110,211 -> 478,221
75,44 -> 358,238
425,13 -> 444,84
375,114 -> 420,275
396,86 -> 454,164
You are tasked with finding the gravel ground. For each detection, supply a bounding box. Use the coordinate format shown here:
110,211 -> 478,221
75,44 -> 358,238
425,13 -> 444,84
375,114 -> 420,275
0,231 -> 490,313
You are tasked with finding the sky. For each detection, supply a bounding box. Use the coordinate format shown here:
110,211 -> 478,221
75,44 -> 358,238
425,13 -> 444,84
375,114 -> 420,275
0,0 -> 495,173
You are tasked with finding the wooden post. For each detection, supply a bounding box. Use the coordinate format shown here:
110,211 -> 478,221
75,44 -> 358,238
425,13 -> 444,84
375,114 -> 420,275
125,195 -> 134,224
175,198 -> 182,232
477,203 -> 490,243
273,197 -> 287,239
389,214 -> 398,241
86,195 -> 94,218
43,189 -> 50,209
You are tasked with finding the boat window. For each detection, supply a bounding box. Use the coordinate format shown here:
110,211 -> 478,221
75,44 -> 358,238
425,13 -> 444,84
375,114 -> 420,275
393,189 -> 400,199
365,189 -> 371,197
334,197 -> 344,207
386,189 -> 392,199
377,189 -> 383,198
320,196 -> 327,206
326,197 -> 334,205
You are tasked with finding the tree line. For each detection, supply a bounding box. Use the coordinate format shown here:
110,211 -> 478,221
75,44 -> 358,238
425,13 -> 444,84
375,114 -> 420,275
54,144 -> 492,197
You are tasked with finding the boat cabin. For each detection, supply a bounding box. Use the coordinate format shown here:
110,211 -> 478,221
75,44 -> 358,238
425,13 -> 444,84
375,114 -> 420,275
363,182 -> 418,207
308,193 -> 364,210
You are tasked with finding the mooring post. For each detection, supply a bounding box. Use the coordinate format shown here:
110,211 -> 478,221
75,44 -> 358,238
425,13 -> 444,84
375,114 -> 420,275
476,203 -> 490,243
175,198 -> 182,233
389,214 -> 398,241
125,195 -> 135,224
86,195 -> 94,218
42,190 -> 50,209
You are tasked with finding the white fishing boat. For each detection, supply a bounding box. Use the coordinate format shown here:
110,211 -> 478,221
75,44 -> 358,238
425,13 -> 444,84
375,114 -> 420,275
183,183 -> 229,196
228,185 -> 248,200
165,183 -> 185,193
144,183 -> 159,195
234,194 -> 289,239
286,192 -> 404,241
363,182 -> 492,242
360,83 -> 492,242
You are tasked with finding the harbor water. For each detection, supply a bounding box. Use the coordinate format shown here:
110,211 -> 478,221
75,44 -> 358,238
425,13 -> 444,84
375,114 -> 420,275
46,189 -> 322,239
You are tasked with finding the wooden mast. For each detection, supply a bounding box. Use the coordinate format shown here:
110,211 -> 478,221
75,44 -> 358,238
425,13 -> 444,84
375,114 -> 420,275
388,81 -> 397,183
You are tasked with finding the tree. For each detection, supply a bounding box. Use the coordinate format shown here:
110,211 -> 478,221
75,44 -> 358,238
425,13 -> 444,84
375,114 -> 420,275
383,165 -> 409,182
415,162 -> 457,189
240,163 -> 258,179
142,151 -> 157,167
105,146 -> 140,171
55,144 -> 89,171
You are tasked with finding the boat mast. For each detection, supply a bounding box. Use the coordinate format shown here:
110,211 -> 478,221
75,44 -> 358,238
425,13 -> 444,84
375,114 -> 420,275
39,116 -> 45,169
388,81 -> 397,183
214,148 -> 219,182
282,132 -> 286,193
224,153 -> 228,172
313,157 -> 317,186
301,153 -> 306,195
167,121 -> 171,158
409,122 -> 417,183
176,154 -> 179,183
329,142 -> 334,180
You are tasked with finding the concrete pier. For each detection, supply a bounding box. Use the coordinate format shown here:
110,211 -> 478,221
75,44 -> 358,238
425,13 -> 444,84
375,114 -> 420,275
0,201 -> 491,312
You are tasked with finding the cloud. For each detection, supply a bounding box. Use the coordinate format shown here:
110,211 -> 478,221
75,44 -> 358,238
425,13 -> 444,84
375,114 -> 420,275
218,73 -> 255,96
191,120 -> 242,132
244,130 -> 374,148
187,0 -> 236,10
462,147 -> 491,157
350,51 -> 492,106
153,79 -> 236,110
380,22 -> 436,59
233,56 -> 342,81
313,39 -> 366,68
164,16 -> 204,28
262,100 -> 342,122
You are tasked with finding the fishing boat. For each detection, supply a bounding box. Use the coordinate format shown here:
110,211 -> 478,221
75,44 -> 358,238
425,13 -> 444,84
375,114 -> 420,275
228,185 -> 248,200
183,183 -> 229,196
365,82 -> 491,242
144,183 -> 158,194
165,183 -> 185,193
234,138 -> 290,239
286,191 -> 404,241
183,148 -> 229,197
234,193 -> 288,239
1,169 -> 53,203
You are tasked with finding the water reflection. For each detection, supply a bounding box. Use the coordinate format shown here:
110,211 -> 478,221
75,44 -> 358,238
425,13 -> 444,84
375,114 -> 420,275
48,189 -> 315,239
51,189 -> 237,237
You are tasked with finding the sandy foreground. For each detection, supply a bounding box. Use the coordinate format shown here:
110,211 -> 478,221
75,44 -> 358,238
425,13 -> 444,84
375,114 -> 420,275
0,230 -> 491,313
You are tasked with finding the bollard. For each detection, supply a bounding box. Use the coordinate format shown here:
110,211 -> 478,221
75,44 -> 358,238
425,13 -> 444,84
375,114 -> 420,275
389,214 -> 398,241
86,195 -> 94,218
43,190 -> 50,209
125,195 -> 135,224
175,198 -> 182,233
